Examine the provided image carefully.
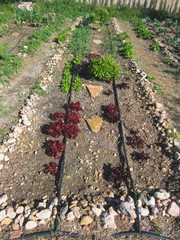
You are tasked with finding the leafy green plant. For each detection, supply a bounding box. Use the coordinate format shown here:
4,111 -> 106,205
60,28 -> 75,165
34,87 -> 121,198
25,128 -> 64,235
56,30 -> 68,43
147,75 -> 156,81
31,77 -> 46,96
89,55 -> 121,81
116,32 -> 130,41
149,42 -> 161,51
95,8 -> 110,25
72,75 -> 82,91
60,61 -> 72,93
121,42 -> 134,58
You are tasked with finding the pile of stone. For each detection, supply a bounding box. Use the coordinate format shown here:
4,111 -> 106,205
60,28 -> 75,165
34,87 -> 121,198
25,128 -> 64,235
17,1 -> 34,11
0,189 -> 179,237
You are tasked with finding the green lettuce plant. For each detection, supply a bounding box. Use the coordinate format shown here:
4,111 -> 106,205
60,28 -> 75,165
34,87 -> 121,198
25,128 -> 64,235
89,55 -> 121,81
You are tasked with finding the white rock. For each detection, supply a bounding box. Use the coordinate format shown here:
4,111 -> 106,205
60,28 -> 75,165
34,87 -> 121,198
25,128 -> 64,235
0,164 -> 3,170
49,202 -> 54,212
109,207 -> 118,216
102,212 -> 117,229
16,206 -> 24,214
4,156 -> 9,161
36,209 -> 51,220
93,39 -> 102,45
154,189 -> 170,200
147,197 -> 155,207
66,211 -> 75,221
14,214 -> 23,224
7,138 -> 16,144
0,209 -> 6,221
19,216 -> 25,227
39,219 -> 46,225
139,207 -> 149,217
23,119 -> 31,126
167,202 -> 180,217
92,206 -> 102,217
0,194 -> 8,205
24,209 -> 31,218
80,216 -> 93,226
71,207 -> 81,219
25,220 -> 37,230
6,207 -> 16,219
0,153 -> 5,160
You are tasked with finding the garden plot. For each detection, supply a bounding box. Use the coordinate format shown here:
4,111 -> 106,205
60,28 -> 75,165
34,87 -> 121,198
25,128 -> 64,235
0,17 -> 179,240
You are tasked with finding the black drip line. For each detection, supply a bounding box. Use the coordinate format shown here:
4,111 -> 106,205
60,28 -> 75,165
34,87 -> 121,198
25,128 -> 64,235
111,78 -> 173,240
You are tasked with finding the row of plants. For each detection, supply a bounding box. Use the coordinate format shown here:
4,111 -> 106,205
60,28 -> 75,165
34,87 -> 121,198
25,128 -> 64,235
44,102 -> 82,175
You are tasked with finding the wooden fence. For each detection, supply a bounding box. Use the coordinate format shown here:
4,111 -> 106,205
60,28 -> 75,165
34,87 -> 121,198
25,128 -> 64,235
75,0 -> 180,13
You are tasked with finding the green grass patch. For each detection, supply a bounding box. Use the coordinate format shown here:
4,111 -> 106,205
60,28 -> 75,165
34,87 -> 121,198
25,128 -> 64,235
68,23 -> 91,56
31,77 -> 46,96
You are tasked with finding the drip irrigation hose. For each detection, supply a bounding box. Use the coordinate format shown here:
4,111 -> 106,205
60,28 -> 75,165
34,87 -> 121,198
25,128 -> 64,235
112,78 -> 173,240
112,231 -> 174,240
11,230 -> 82,240
8,33 -> 28,53
112,78 -> 141,232
54,65 -> 75,231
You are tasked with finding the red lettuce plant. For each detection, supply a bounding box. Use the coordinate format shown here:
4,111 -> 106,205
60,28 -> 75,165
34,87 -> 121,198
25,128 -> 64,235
110,165 -> 128,185
131,151 -> 150,162
104,104 -> 120,123
66,102 -> 82,112
131,135 -> 144,148
44,162 -> 58,175
63,123 -> 80,139
46,140 -> 65,159
47,121 -> 64,138
65,112 -> 81,124
50,112 -> 65,121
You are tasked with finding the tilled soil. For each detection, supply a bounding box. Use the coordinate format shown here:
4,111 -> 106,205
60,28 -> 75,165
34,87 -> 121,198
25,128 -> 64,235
0,18 -> 179,240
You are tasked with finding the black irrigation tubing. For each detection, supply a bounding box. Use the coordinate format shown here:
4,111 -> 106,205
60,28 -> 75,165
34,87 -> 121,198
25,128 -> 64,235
13,64 -> 83,240
8,33 -> 28,53
111,78 -> 173,240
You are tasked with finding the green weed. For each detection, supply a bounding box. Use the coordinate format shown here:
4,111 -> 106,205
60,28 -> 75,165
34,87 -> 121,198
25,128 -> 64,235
116,32 -> 130,41
31,77 -> 46,96
147,75 -> 156,82
154,83 -> 164,94
56,31 -> 68,43
0,104 -> 11,116
68,24 -> 91,56
151,220 -> 163,235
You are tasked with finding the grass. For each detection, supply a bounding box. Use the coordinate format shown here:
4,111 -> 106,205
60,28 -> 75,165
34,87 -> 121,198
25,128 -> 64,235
31,77 -> 46,96
0,104 -> 11,117
151,220 -> 163,235
68,23 -> 91,56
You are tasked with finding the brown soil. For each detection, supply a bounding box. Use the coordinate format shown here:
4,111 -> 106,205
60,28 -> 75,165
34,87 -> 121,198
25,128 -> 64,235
0,19 -> 179,240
